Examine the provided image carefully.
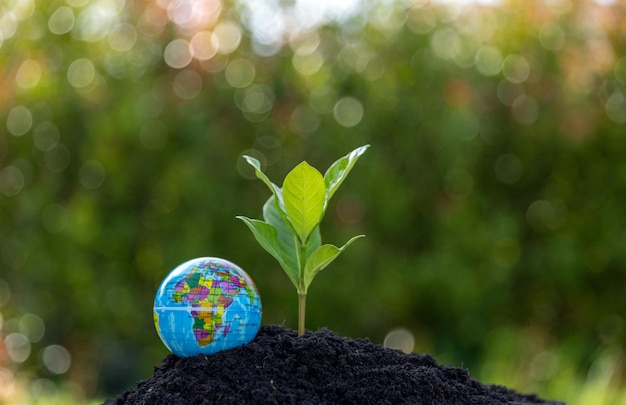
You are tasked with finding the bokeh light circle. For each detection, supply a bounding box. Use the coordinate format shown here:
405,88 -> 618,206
6,106 -> 33,136
475,46 -> 502,76
225,58 -> 255,88
383,328 -> 415,354
333,97 -> 364,127
0,166 -> 25,197
164,39 -> 193,69
48,6 -> 75,35
5,333 -> 31,363
42,345 -> 72,375
79,160 -> 106,189
67,59 -> 96,88
16,59 -> 42,89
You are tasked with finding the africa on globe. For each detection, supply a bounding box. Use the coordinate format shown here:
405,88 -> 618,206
153,257 -> 262,357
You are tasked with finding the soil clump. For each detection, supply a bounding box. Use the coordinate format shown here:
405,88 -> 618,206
105,325 -> 564,405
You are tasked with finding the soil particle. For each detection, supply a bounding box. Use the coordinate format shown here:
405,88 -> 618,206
105,325 -> 564,405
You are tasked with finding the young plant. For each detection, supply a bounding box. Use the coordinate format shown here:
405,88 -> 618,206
237,145 -> 369,336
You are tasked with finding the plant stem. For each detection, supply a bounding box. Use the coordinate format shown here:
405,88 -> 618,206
298,238 -> 308,336
298,292 -> 306,336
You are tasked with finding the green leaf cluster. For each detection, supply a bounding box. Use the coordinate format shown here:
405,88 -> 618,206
237,145 -> 369,333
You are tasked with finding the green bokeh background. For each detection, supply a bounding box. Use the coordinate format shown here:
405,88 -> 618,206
1,0 -> 625,403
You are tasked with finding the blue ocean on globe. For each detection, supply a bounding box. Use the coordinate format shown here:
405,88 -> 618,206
153,257 -> 262,357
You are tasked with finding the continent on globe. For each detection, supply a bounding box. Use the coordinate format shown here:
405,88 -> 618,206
172,264 -> 255,346
153,257 -> 262,357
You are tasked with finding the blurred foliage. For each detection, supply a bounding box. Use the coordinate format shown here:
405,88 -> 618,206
1,0 -> 625,403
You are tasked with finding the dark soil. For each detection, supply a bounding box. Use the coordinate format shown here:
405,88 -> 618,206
105,325 -> 564,405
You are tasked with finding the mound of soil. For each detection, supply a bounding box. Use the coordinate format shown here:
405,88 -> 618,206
105,325 -> 563,405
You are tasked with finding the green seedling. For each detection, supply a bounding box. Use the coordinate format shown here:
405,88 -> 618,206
237,145 -> 369,336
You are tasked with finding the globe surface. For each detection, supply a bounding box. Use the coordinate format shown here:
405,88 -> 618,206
153,257 -> 262,357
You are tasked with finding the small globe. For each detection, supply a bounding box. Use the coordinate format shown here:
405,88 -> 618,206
153,257 -> 262,357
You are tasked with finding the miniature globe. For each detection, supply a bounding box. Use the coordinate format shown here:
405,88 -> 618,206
153,257 -> 262,357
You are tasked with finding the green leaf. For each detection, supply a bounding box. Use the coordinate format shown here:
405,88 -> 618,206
305,225 -> 321,263
242,155 -> 284,209
263,195 -> 288,230
262,195 -> 300,274
282,161 -> 326,243
303,235 -> 364,291
323,145 -> 369,205
236,216 -> 299,288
